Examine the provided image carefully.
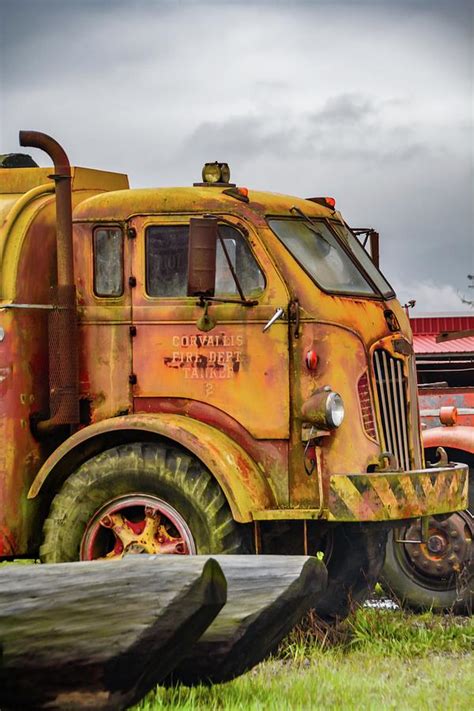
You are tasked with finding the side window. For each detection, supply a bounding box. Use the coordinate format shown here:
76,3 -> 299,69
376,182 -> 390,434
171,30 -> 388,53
146,225 -> 188,297
145,223 -> 265,298
93,227 -> 123,297
216,225 -> 265,296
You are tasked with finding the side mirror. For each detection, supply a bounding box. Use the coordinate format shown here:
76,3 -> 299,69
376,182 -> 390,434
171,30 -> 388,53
187,217 -> 218,297
369,230 -> 380,268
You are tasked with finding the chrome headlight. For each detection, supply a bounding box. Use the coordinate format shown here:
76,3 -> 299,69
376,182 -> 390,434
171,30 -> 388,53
325,391 -> 345,428
301,387 -> 345,430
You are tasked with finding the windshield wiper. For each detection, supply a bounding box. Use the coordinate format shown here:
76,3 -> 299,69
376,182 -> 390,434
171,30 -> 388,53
289,206 -> 332,248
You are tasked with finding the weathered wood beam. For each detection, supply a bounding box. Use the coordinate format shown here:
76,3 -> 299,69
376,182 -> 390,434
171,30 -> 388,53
169,555 -> 327,685
0,556 -> 227,710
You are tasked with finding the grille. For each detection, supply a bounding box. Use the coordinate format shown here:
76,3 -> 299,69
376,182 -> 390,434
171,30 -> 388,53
373,349 -> 410,471
357,371 -> 377,439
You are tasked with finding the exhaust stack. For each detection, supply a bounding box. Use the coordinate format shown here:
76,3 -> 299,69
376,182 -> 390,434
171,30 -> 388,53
19,131 -> 79,430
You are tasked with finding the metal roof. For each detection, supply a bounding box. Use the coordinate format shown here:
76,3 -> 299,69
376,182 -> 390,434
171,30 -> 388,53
413,335 -> 474,355
411,315 -> 474,356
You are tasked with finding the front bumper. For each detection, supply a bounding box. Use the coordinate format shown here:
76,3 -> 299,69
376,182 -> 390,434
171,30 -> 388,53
327,462 -> 469,522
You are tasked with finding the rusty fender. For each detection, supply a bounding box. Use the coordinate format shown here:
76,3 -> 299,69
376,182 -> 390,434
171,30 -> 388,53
423,425 -> 474,456
27,414 -> 275,522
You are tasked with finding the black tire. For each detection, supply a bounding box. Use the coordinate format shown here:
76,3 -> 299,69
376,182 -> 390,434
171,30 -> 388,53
381,458 -> 473,614
312,523 -> 388,623
41,442 -> 244,562
381,525 -> 473,613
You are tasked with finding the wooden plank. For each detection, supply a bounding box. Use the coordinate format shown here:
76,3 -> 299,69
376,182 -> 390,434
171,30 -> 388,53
436,329 -> 474,343
169,555 -> 327,685
0,556 -> 226,710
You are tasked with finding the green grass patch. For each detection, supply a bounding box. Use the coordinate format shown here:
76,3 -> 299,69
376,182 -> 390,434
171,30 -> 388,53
282,607 -> 473,658
133,607 -> 474,711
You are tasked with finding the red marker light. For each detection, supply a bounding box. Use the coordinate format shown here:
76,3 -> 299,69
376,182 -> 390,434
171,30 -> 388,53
305,197 -> 336,210
305,350 -> 318,371
223,186 -> 249,203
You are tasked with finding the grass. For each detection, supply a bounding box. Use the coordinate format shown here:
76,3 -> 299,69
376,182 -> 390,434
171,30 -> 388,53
133,607 -> 474,711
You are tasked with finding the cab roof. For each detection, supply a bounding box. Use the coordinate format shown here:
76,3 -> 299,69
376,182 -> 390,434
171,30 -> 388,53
72,185 -> 333,225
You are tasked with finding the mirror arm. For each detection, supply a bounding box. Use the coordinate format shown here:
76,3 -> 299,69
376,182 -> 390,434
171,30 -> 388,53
197,295 -> 258,308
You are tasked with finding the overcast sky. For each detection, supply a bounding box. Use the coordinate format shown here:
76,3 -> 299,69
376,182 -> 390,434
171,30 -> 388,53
1,0 -> 472,313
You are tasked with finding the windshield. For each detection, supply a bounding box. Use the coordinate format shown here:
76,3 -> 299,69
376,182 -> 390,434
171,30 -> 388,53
268,218 -> 377,296
330,222 -> 395,298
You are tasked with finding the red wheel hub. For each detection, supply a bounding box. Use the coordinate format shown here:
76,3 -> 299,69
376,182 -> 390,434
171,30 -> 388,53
80,494 -> 196,561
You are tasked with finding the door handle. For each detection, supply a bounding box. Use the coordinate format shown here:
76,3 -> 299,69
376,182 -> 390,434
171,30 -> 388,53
262,307 -> 285,333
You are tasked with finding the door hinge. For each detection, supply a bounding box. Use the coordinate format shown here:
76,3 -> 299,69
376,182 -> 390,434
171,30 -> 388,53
129,325 -> 137,337
129,276 -> 137,288
129,373 -> 137,385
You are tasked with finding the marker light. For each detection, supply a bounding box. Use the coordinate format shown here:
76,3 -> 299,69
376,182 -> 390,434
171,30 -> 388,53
0,326 -> 4,342
202,162 -> 231,184
222,186 -> 249,203
305,196 -> 336,209
305,349 -> 318,371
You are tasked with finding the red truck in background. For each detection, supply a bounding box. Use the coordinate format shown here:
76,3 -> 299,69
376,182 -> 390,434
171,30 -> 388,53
382,314 -> 474,612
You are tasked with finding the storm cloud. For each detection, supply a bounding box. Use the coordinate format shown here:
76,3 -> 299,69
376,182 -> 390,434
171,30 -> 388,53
0,0 -> 472,312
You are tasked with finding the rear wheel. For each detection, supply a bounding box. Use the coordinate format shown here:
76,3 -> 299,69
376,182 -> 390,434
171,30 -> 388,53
40,442 -> 244,562
262,520 -> 387,622
311,523 -> 388,622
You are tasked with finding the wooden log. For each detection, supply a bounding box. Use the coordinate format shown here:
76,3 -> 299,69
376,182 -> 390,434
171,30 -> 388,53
0,556 -> 226,711
169,555 -> 327,685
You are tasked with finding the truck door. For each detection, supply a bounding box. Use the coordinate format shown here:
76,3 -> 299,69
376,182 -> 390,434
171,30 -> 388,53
128,214 -> 290,442
75,222 -> 133,422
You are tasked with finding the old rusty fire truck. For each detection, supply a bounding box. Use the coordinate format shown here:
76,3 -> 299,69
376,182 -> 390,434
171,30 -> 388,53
0,131 -> 468,620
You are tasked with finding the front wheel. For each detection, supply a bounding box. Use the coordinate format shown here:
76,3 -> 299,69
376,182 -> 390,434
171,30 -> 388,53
381,511 -> 473,613
381,461 -> 473,614
40,442 -> 245,562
